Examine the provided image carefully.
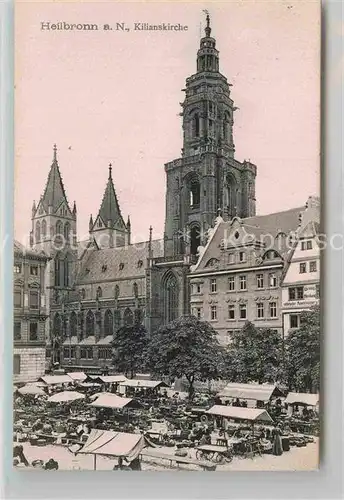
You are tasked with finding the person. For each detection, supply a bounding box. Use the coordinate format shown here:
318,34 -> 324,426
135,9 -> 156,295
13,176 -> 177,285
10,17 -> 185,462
272,426 -> 283,456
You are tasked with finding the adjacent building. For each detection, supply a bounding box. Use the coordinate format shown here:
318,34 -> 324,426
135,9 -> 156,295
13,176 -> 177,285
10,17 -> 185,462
189,197 -> 320,345
13,241 -> 49,383
281,197 -> 320,336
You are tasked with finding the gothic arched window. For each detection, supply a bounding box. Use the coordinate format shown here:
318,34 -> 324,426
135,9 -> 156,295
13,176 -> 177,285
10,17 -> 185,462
41,220 -> 47,238
54,258 -> 61,287
114,309 -> 121,331
63,257 -> 70,287
56,220 -> 63,235
190,224 -> 201,256
104,309 -> 113,336
193,113 -> 200,137
86,310 -> 95,337
70,311 -> 77,339
64,222 -> 70,242
189,177 -> 200,208
223,111 -> 231,141
163,272 -> 179,324
35,221 -> 41,243
123,308 -> 134,327
53,313 -> 62,339
224,174 -> 237,217
96,286 -> 102,299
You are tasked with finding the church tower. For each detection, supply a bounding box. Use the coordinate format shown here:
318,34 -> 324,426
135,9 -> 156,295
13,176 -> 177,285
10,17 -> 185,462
164,14 -> 257,257
89,164 -> 130,249
31,145 -> 78,359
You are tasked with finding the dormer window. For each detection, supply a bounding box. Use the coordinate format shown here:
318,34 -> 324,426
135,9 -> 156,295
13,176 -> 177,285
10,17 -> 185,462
137,260 -> 143,268
85,268 -> 90,274
101,265 -> 107,272
119,263 -> 124,270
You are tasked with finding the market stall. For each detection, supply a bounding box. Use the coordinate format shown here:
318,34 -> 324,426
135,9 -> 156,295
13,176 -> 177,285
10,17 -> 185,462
217,383 -> 285,408
67,372 -> 88,383
76,428 -> 147,470
47,391 -> 86,404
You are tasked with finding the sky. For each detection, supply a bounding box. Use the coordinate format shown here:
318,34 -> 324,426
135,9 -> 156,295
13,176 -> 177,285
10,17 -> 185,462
14,0 -> 320,244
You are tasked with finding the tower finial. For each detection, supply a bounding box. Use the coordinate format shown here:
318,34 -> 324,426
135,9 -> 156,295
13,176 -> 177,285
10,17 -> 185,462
204,10 -> 211,37
148,226 -> 153,257
108,163 -> 112,179
53,143 -> 57,162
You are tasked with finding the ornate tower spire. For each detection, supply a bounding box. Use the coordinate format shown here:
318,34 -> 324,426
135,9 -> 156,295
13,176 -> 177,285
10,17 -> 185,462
197,11 -> 219,73
148,225 -> 153,258
205,12 -> 211,37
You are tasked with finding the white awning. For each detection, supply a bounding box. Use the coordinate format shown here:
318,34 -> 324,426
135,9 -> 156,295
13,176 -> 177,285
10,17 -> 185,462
218,383 -> 285,401
89,393 -> 141,409
78,429 -> 146,460
40,375 -> 73,385
119,380 -> 168,389
206,405 -> 273,423
47,391 -> 85,403
67,372 -> 87,382
18,385 -> 46,396
284,392 -> 319,407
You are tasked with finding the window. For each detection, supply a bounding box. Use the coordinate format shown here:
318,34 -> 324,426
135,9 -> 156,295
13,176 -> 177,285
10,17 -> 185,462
301,240 -> 313,250
114,285 -> 120,299
195,283 -> 202,294
96,286 -> 102,298
70,347 -> 76,358
299,263 -> 307,274
13,264 -> 21,274
239,251 -> 246,263
133,282 -> 138,297
194,113 -> 200,137
288,287 -> 304,301
310,261 -> 317,273
239,304 -> 247,320
80,288 -> 86,299
228,254 -> 235,264
239,275 -> 247,290
119,263 -> 125,270
64,222 -> 70,241
14,322 -> 21,340
42,220 -> 47,237
228,304 -> 235,320
123,308 -> 134,327
86,311 -> 95,337
210,278 -> 217,293
29,322 -> 38,341
14,290 -> 22,308
194,307 -> 202,320
29,291 -> 39,309
104,310 -> 113,336
63,347 -> 70,359
137,260 -> 143,268
256,303 -> 264,318
256,274 -> 264,289
210,305 -> 217,321
80,348 -> 87,359
30,266 -> 38,276
13,354 -> 21,375
315,284 -> 320,298
228,276 -> 235,291
269,273 -> 277,287
190,179 -> 200,207
80,347 -> 93,359
290,314 -> 300,329
269,302 -> 277,318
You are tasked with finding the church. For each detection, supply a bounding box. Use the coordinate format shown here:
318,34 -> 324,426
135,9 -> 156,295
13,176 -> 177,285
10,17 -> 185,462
29,16 -> 258,370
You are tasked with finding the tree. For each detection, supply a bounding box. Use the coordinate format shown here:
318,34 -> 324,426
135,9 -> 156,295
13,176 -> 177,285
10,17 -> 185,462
112,325 -> 148,379
224,322 -> 284,384
284,305 -> 320,393
147,315 -> 225,400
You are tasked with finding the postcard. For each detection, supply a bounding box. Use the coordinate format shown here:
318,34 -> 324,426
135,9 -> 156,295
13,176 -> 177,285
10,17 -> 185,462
13,0 -> 320,471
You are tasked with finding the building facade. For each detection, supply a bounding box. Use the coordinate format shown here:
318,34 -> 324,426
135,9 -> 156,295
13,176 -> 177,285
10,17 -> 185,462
28,16 -> 258,370
13,241 -> 49,383
281,197 -> 320,336
189,197 -> 320,344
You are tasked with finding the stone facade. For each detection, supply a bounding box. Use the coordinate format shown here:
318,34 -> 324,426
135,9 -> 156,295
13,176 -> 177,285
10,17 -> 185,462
13,241 -> 48,383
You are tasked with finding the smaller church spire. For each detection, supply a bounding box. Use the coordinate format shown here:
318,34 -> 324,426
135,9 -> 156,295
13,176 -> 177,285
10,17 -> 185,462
72,201 -> 77,215
32,200 -> 36,217
108,163 -> 112,179
89,214 -> 93,232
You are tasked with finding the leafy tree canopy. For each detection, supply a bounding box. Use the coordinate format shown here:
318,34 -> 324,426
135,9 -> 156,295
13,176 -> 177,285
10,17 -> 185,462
112,324 -> 148,379
224,322 -> 284,385
148,315 -> 225,398
284,305 -> 320,393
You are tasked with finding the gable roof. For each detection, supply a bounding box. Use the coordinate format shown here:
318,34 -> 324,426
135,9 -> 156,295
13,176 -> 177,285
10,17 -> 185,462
40,145 -> 70,213
76,239 -> 164,284
192,207 -> 304,273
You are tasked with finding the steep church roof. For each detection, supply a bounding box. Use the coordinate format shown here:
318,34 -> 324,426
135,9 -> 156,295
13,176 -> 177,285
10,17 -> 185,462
95,165 -> 126,229
41,144 -> 70,213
